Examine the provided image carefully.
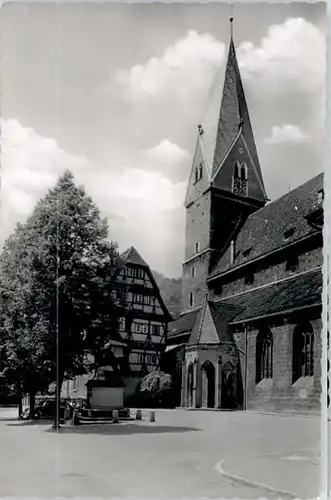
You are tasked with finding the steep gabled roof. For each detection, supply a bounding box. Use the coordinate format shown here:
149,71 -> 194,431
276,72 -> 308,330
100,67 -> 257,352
120,246 -> 149,268
120,246 -> 172,321
209,173 -> 324,280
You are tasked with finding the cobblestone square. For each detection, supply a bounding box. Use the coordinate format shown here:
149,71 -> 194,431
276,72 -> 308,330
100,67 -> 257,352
0,408 -> 326,498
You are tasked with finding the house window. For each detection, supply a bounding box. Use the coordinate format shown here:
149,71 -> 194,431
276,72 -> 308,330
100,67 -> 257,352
256,327 -> 273,383
189,292 -> 194,308
317,189 -> 324,204
138,354 -> 144,364
245,273 -> 254,285
151,355 -> 157,365
137,269 -> 144,279
144,295 -> 154,306
151,324 -> 161,336
119,317 -> 126,331
133,294 -> 143,303
142,324 -> 149,334
195,242 -> 200,254
292,322 -> 314,383
134,323 -> 142,333
145,355 -> 150,364
191,266 -> 196,278
127,267 -> 135,277
232,161 -> 248,196
286,255 -> 299,272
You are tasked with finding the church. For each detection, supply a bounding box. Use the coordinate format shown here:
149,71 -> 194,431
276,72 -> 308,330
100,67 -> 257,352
164,20 -> 323,414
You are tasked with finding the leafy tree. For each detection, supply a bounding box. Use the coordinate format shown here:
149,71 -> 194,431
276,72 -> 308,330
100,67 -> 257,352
0,171 -> 125,426
140,370 -> 172,407
0,223 -> 54,417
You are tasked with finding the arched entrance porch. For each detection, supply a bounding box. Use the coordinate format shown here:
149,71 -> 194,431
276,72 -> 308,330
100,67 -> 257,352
201,361 -> 215,408
187,363 -> 194,407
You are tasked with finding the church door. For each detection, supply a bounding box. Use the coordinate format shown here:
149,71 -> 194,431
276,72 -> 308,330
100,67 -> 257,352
201,361 -> 215,408
187,364 -> 194,407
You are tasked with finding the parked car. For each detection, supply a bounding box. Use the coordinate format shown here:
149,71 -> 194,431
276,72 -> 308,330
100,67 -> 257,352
20,399 -> 76,421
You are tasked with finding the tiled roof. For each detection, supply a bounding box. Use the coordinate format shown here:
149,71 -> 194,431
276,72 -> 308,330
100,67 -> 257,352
188,301 -> 242,346
209,173 -> 324,280
217,268 -> 322,324
168,309 -> 201,339
120,246 -> 149,268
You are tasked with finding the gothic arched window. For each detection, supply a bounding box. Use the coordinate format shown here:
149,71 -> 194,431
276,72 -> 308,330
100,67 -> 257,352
292,322 -> 314,383
241,163 -> 248,180
256,327 -> 273,383
233,161 -> 241,193
232,161 -> 248,196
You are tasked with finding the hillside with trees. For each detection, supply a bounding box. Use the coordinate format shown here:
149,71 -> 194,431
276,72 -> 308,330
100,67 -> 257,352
152,271 -> 182,320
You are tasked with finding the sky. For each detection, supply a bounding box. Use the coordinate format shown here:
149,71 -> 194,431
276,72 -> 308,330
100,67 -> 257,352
0,1 -> 326,278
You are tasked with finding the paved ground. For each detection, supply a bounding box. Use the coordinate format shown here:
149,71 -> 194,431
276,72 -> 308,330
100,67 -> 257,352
0,407 -> 327,498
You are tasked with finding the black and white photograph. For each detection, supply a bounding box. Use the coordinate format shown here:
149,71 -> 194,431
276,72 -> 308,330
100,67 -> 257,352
0,1 -> 329,498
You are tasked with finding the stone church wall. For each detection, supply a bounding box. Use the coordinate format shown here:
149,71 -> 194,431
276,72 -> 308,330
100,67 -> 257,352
181,193 -> 212,312
234,317 -> 322,414
210,245 -> 322,301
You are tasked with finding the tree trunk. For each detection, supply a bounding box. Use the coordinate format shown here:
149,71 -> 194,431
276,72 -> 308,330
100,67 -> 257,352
18,397 -> 23,418
28,391 -> 36,420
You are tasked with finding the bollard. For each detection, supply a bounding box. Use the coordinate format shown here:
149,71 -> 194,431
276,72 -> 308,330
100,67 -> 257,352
113,409 -> 119,423
149,411 -> 155,422
136,409 -> 142,420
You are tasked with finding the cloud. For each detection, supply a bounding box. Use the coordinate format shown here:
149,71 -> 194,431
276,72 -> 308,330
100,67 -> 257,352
1,119 -> 89,225
143,139 -> 191,164
115,18 -> 324,104
265,124 -> 311,145
0,119 -> 186,276
238,18 -> 325,94
116,30 -> 224,101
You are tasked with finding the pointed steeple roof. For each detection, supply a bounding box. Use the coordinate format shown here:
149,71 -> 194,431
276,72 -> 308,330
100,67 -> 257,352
196,19 -> 266,201
188,300 -> 242,346
211,24 -> 265,194
120,246 -> 149,268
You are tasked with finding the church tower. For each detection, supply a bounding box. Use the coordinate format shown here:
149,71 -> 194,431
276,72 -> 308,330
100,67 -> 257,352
181,18 -> 268,313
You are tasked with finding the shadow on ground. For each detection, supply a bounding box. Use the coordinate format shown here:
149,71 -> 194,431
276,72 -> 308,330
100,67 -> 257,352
45,422 -> 202,435
7,419 -> 53,427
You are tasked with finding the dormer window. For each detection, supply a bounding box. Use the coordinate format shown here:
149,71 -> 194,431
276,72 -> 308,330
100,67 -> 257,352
245,273 -> 254,285
194,163 -> 203,183
284,227 -> 295,240
243,247 -> 252,259
199,163 -> 203,180
232,161 -> 248,196
317,189 -> 324,205
286,255 -> 299,272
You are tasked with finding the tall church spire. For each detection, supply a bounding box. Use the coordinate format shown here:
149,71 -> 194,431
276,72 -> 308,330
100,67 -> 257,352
210,19 -> 267,201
